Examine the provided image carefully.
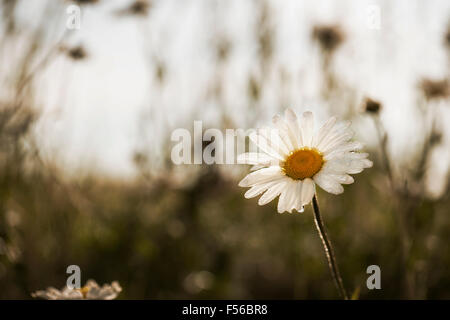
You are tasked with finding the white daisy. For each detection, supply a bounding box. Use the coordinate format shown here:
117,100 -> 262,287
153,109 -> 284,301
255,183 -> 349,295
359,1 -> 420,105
238,109 -> 373,213
31,280 -> 122,300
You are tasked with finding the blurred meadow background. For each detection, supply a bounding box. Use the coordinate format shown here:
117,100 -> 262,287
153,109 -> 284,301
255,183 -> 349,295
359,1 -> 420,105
0,0 -> 450,299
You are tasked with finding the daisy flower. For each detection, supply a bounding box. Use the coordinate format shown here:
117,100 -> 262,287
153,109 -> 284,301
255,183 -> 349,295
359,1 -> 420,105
238,108 -> 372,213
31,280 -> 122,300
238,108 -> 372,299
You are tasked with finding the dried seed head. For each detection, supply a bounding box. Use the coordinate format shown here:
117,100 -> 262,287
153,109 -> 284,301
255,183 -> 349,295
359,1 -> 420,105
363,97 -> 382,114
430,131 -> 442,146
216,38 -> 231,62
248,76 -> 260,101
155,62 -> 166,83
67,46 -> 87,60
71,0 -> 99,5
115,0 -> 151,17
127,0 -> 151,16
420,78 -> 449,100
312,25 -> 345,53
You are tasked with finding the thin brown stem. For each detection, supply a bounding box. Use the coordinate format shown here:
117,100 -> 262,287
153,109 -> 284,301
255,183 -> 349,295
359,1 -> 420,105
312,194 -> 348,300
373,116 -> 393,186
371,115 -> 414,298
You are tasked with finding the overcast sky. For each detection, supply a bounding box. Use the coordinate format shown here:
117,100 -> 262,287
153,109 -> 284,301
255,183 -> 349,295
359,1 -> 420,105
4,0 -> 449,195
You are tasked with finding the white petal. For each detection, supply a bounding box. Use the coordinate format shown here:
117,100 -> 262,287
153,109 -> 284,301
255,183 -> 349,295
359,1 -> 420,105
244,180 -> 279,199
284,108 -> 302,148
300,111 -> 314,147
344,152 -> 370,160
261,127 -> 291,157
316,120 -> 351,151
277,189 -> 289,213
324,141 -> 364,160
286,180 -> 302,212
277,180 -> 298,213
321,159 -> 349,175
329,174 -> 354,184
323,154 -> 373,175
312,116 -> 337,148
273,115 -> 294,151
251,127 -> 290,159
313,172 -> 345,194
238,166 -> 283,187
345,159 -> 373,174
319,129 -> 354,154
300,178 -> 315,206
294,181 -> 304,212
249,131 -> 285,161
258,179 -> 288,205
361,158 -> 373,168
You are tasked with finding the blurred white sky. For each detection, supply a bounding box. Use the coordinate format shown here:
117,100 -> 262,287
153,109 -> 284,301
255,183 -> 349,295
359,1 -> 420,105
3,0 -> 450,194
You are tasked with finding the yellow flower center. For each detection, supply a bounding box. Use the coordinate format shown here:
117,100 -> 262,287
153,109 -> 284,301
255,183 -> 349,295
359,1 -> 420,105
282,148 -> 324,180
76,286 -> 90,298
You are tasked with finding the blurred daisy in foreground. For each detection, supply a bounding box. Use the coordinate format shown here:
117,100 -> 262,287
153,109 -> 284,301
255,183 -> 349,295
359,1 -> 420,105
238,108 -> 372,213
32,280 -> 122,300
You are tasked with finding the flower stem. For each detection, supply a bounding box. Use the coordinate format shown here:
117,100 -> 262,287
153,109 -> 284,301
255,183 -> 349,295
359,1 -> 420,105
312,194 -> 348,300
372,116 -> 414,298
373,116 -> 394,185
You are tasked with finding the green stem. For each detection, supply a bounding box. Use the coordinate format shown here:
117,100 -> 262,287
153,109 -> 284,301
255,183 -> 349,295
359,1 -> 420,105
312,194 -> 348,300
